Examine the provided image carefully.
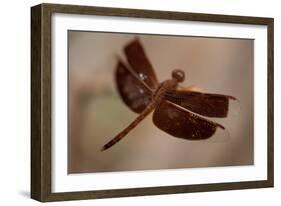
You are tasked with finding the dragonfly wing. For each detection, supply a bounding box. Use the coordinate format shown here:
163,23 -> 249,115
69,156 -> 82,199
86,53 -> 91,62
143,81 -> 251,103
115,61 -> 152,113
152,100 -> 224,140
124,38 -> 158,89
166,90 -> 236,118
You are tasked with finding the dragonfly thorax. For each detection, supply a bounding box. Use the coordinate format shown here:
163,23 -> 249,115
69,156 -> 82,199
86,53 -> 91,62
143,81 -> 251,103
153,79 -> 178,102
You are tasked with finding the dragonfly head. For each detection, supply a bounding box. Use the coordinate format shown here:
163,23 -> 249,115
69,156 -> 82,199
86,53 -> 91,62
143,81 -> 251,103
172,69 -> 185,83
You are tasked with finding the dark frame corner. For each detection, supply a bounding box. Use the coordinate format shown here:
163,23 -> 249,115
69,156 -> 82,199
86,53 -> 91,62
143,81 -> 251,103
31,3 -> 274,202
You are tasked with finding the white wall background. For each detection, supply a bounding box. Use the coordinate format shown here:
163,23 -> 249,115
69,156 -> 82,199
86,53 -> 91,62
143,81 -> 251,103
0,0 -> 279,205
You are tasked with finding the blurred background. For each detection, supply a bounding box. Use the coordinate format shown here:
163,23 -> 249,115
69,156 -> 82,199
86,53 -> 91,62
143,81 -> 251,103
68,31 -> 253,174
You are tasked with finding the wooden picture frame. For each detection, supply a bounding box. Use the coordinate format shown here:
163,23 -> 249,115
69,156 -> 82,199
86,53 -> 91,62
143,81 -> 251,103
31,3 -> 274,202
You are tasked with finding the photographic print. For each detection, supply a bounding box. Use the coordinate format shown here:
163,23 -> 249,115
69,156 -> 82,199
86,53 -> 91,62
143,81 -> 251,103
68,31 -> 253,174
31,4 -> 273,201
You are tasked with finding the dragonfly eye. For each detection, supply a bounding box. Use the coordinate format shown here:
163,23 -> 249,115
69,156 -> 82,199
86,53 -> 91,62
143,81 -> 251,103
172,69 -> 185,82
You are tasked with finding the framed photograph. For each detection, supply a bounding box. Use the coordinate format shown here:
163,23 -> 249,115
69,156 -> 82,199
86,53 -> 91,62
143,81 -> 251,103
31,3 -> 274,202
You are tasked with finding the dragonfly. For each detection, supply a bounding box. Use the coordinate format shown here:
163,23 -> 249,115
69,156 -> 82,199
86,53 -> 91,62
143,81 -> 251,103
101,38 -> 236,151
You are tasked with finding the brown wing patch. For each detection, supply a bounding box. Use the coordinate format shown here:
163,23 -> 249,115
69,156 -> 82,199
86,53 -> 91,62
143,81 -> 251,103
153,100 -> 224,140
115,61 -> 152,113
124,38 -> 158,89
166,90 -> 236,117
